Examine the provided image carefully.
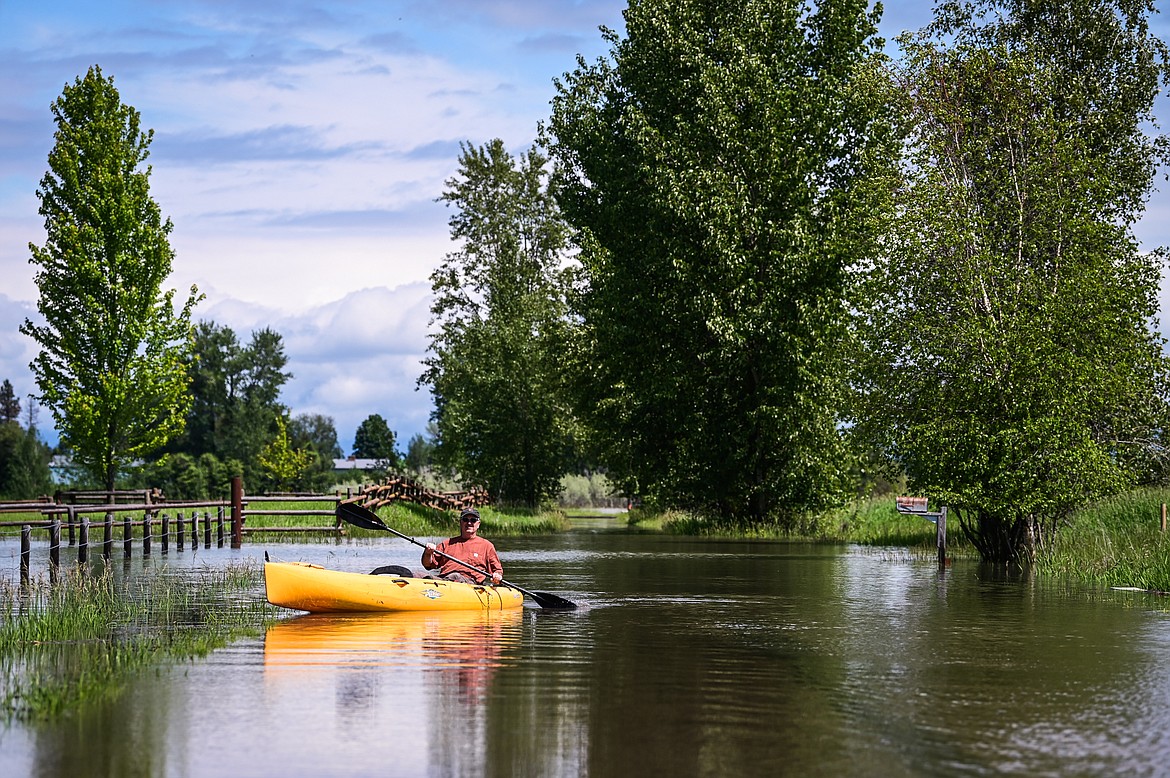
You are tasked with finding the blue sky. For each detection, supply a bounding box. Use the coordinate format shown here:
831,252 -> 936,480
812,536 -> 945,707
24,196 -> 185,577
2,0 -> 1169,456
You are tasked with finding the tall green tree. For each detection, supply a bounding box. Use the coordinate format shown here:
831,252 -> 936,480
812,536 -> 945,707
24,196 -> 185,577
0,380 -> 20,425
546,0 -> 897,524
852,0 -> 1170,562
351,413 -> 398,464
289,412 -> 342,491
0,423 -> 53,500
421,139 -> 576,508
170,321 -> 291,488
257,416 -> 314,493
20,66 -> 200,491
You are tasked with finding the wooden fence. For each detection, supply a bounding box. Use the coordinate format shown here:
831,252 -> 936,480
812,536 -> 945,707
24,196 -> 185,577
2,474 -> 491,579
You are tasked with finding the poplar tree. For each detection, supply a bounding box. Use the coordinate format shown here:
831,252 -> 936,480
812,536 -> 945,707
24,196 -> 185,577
852,0 -> 1170,561
546,0 -> 897,524
21,66 -> 200,492
421,139 -> 575,508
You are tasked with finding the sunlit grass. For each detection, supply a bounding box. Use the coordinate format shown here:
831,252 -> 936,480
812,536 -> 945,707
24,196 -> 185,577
1037,488 -> 1170,592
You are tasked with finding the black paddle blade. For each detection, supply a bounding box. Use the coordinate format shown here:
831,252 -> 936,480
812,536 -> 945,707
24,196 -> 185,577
337,502 -> 389,531
529,591 -> 578,610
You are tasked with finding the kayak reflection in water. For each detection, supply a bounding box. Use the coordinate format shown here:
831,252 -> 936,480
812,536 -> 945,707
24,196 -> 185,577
422,507 -> 504,585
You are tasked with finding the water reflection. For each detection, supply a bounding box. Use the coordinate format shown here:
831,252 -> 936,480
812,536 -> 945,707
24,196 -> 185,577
264,609 -> 523,707
3,534 -> 1170,777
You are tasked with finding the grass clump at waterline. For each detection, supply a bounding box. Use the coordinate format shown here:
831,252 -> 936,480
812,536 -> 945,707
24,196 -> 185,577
1036,488 -> 1170,592
0,560 -> 280,722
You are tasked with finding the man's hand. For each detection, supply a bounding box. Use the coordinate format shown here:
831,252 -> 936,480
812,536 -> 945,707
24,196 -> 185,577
491,571 -> 503,585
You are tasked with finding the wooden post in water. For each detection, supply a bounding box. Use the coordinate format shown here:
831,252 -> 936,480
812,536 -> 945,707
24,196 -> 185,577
937,506 -> 947,570
123,513 -> 133,557
103,511 -> 114,558
216,507 -> 225,547
143,511 -> 152,556
161,513 -> 170,554
79,517 -> 89,564
67,506 -> 76,546
50,518 -> 61,570
190,512 -> 198,547
203,511 -> 212,548
176,512 -> 185,552
20,525 -> 30,581
231,476 -> 243,548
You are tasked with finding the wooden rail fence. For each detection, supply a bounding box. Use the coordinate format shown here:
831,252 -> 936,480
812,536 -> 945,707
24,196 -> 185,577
3,474 -> 492,579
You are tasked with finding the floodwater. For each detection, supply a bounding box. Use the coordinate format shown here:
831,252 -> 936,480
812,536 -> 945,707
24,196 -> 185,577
2,515 -> 1170,777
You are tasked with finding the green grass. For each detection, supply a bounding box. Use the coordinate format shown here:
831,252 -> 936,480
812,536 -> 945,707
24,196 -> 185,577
624,496 -> 972,556
0,560 -> 280,721
1036,488 -> 1170,592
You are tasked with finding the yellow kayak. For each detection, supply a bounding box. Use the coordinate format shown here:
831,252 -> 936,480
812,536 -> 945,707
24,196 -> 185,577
263,561 -> 525,613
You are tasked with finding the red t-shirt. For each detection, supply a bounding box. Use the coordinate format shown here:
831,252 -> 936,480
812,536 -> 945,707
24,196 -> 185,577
434,536 -> 502,582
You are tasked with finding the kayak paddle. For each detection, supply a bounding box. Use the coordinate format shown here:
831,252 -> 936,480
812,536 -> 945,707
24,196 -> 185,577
337,501 -> 578,610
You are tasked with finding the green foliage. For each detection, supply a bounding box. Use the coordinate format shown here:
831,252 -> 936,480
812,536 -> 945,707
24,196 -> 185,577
421,139 -> 577,508
558,472 -> 623,508
20,66 -> 201,491
546,0 -> 898,525
403,431 -> 435,474
851,0 -> 1170,562
289,412 -> 343,492
130,451 -> 241,500
0,422 -> 53,499
168,320 -> 291,489
351,413 -> 399,465
256,416 -> 314,492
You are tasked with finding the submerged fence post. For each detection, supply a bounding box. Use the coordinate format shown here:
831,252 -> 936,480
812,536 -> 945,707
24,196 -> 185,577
203,511 -> 212,549
123,512 -> 133,557
217,507 -> 225,547
161,513 -> 170,554
79,517 -> 89,564
20,525 -> 30,581
143,511 -> 152,556
103,511 -> 114,558
67,506 -> 76,546
50,518 -> 61,570
231,476 -> 243,548
937,506 -> 947,570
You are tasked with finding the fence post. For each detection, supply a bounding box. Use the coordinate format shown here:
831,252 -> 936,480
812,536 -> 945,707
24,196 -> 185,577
190,512 -> 198,548
162,513 -> 170,554
177,512 -> 185,552
50,517 -> 61,571
103,511 -> 113,558
123,512 -> 133,557
20,525 -> 30,581
67,506 -> 76,546
217,507 -> 225,547
143,510 -> 152,556
231,476 -> 243,548
79,517 -> 89,564
937,506 -> 947,570
203,511 -> 212,549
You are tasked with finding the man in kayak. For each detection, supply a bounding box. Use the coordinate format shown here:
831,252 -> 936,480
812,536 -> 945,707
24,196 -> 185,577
422,507 -> 504,585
